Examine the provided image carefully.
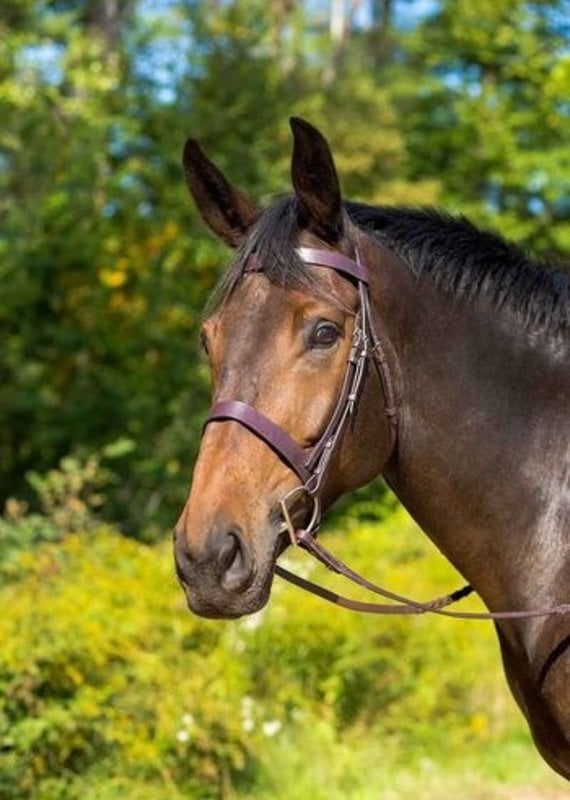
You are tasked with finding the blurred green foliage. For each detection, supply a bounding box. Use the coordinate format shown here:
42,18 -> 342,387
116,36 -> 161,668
1,0 -> 567,535
0,504 -> 564,799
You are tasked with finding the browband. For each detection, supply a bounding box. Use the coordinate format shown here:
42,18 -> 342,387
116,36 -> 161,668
297,247 -> 369,283
244,247 -> 369,284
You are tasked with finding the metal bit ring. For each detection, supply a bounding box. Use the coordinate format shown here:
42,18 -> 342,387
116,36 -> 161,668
279,485 -> 321,545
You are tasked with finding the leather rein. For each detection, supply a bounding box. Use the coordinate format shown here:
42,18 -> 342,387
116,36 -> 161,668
204,245 -> 570,623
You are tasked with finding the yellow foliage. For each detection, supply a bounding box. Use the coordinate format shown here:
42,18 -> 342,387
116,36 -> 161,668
99,267 -> 128,288
0,510 -> 556,798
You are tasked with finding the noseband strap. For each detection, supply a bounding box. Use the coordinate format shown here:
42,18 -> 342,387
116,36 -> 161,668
206,400 -> 312,484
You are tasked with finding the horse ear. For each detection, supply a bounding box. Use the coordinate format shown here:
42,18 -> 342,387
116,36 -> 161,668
290,117 -> 343,243
183,139 -> 260,248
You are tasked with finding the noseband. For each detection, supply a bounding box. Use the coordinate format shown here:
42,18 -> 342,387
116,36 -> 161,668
203,245 -> 570,624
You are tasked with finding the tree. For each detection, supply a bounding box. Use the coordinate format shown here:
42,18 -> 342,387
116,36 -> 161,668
1,0 -> 565,537
402,0 -> 570,256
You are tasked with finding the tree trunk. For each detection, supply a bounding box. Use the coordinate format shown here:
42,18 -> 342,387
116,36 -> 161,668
369,0 -> 393,66
83,0 -> 136,54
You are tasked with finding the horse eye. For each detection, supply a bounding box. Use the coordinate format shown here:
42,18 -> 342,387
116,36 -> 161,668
309,321 -> 341,349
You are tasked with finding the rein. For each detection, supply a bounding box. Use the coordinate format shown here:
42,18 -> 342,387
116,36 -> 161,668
204,245 -> 570,623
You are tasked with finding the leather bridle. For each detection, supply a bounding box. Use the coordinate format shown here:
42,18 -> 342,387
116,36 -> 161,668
207,245 -> 397,529
203,244 -> 570,624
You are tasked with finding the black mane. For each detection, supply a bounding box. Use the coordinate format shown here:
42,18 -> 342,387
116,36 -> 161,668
348,202 -> 569,335
217,196 -> 569,336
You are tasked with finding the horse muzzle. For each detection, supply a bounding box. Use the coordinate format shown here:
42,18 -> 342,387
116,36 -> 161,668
173,517 -> 278,618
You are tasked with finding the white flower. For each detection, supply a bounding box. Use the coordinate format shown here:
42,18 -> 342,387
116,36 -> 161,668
241,611 -> 264,631
181,713 -> 194,727
262,719 -> 282,737
176,729 -> 190,743
242,718 -> 255,732
241,696 -> 254,712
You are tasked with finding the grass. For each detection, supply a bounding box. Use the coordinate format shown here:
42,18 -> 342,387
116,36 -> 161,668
237,718 -> 568,800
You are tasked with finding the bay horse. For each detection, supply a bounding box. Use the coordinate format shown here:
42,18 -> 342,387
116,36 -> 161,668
174,118 -> 569,779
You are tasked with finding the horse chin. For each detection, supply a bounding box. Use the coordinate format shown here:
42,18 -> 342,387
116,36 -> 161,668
183,585 -> 271,620
182,572 -> 275,619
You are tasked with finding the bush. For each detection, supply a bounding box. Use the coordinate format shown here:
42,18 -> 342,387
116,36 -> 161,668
0,528 -> 252,799
0,506 -> 535,799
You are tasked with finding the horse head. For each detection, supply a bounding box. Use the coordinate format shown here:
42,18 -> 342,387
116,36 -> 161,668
174,119 -> 396,618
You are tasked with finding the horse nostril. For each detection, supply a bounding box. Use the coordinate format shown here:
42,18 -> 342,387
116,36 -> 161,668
219,533 -> 240,572
218,530 -> 253,593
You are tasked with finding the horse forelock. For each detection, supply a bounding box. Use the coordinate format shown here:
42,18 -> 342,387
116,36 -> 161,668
206,197 -> 317,314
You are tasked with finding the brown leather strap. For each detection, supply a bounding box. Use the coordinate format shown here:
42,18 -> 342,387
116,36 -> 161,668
296,247 -> 370,284
275,565 -> 429,614
244,248 -> 369,284
537,633 -> 570,688
205,400 -> 312,483
277,530 -> 570,621
276,563 -> 570,620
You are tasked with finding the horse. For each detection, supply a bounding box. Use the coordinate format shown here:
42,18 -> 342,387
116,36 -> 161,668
173,118 -> 570,779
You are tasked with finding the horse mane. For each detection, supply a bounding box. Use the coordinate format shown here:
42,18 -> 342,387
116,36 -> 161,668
215,196 -> 569,337
347,202 -> 569,336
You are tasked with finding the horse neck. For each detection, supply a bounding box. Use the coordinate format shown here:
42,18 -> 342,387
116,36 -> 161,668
370,239 -> 569,623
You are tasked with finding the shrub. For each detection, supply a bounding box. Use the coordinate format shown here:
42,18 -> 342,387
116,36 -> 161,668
0,508 -> 529,799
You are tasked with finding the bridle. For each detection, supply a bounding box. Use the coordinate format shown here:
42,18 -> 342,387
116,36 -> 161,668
207,245 -> 397,532
203,244 -> 570,625
206,244 -> 398,568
